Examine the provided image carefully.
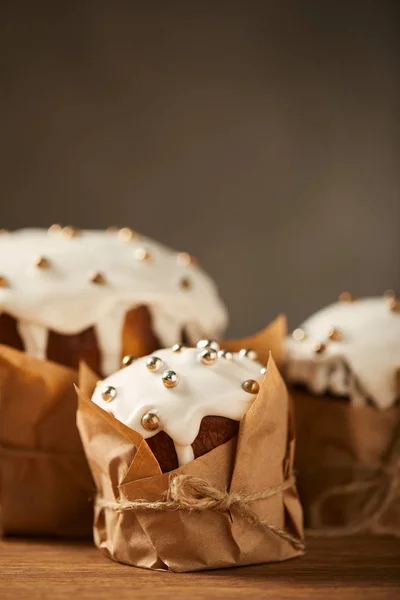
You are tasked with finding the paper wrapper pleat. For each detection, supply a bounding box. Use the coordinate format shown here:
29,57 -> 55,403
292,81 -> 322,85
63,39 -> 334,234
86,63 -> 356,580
77,348 -> 304,572
0,345 -> 94,537
292,387 -> 400,536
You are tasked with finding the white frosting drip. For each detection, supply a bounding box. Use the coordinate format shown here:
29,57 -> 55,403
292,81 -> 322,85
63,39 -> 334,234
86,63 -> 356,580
0,229 -> 227,373
95,303 -> 130,376
285,297 -> 400,409
17,321 -> 48,361
91,347 -> 264,466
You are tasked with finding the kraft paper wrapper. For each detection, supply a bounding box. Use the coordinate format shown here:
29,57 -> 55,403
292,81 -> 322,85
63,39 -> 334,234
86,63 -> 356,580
0,345 -> 94,537
292,387 -> 400,536
77,349 -> 304,572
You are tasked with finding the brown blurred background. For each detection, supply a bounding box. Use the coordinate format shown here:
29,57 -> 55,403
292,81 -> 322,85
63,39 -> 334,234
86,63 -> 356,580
0,0 -> 398,335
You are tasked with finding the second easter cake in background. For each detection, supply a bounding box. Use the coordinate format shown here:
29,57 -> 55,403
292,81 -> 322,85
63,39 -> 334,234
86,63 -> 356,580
0,227 -> 227,375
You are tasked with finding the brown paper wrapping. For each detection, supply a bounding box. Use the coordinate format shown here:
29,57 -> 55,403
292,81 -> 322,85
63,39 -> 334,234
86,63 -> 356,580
0,345 -> 94,537
76,318 -> 304,572
292,388 -> 400,536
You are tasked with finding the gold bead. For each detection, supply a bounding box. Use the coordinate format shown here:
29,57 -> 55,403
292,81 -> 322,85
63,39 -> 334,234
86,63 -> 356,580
292,328 -> 307,342
260,367 -> 267,375
62,225 -> 79,238
313,342 -> 327,354
122,355 -> 137,367
106,226 -> 119,234
384,289 -> 396,300
34,256 -> 50,269
172,344 -> 186,353
134,247 -> 152,262
102,385 -> 116,402
328,327 -> 343,341
339,291 -> 355,303
162,370 -> 179,388
0,276 -> 9,288
199,348 -> 218,365
396,366 -> 400,395
90,271 -> 106,285
197,339 -> 220,351
141,412 -> 160,431
179,277 -> 192,290
242,379 -> 260,394
177,252 -> 198,267
388,297 -> 400,313
218,349 -> 233,360
146,356 -> 163,372
239,348 -> 258,361
118,227 -> 137,242
48,224 -> 62,234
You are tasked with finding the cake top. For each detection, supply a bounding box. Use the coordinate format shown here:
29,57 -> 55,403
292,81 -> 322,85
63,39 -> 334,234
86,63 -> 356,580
91,342 -> 265,465
0,227 -> 227,337
285,295 -> 400,409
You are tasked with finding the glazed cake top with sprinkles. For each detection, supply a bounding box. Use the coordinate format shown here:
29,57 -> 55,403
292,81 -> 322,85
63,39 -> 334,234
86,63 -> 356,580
285,295 -> 400,409
91,342 -> 264,466
0,228 -> 227,369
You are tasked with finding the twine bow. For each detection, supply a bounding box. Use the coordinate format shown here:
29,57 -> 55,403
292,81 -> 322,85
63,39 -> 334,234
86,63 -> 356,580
97,474 -> 304,551
309,415 -> 400,537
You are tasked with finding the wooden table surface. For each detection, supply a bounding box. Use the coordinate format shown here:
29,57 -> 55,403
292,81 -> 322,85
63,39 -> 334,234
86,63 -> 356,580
1,535 -> 399,599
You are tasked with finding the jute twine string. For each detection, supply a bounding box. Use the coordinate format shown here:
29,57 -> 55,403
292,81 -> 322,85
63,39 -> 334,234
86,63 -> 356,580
97,474 -> 304,551
309,415 -> 400,537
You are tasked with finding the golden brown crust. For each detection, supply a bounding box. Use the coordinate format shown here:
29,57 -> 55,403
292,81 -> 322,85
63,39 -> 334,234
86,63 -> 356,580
147,416 -> 239,473
0,313 -> 24,351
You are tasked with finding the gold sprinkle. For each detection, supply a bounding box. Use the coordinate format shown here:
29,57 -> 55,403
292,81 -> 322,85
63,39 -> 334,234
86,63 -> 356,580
102,385 -> 116,402
146,356 -> 163,372
328,327 -> 343,342
118,227 -> 137,242
62,225 -> 79,238
384,289 -> 396,300
197,339 -> 220,351
172,344 -> 186,353
242,379 -> 260,394
179,277 -> 192,290
141,412 -> 160,431
48,224 -> 62,234
218,349 -> 233,360
292,328 -> 307,342
313,342 -> 327,354
388,297 -> 400,313
122,355 -> 137,367
0,276 -> 9,288
134,247 -> 152,262
162,370 -> 179,388
90,271 -> 106,285
339,291 -> 356,303
396,366 -> 400,395
199,348 -> 218,365
34,256 -> 50,269
239,348 -> 258,361
177,252 -> 198,267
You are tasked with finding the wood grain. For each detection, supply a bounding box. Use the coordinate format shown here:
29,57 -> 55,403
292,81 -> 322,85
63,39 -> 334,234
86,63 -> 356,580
1,536 -> 399,599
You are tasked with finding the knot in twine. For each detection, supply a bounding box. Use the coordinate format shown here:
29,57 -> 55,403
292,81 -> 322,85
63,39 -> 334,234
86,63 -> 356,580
97,474 -> 304,551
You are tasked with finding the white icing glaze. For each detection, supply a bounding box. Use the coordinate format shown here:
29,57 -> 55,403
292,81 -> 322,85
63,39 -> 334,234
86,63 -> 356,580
17,322 -> 48,361
91,347 -> 264,466
0,229 -> 227,374
285,297 -> 400,409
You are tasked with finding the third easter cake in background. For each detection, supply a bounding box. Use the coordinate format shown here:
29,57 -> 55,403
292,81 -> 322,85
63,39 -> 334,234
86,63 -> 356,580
285,292 -> 400,409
